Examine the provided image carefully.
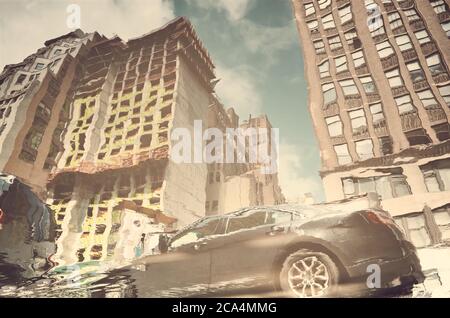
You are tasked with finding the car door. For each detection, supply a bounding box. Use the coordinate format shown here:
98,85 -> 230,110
127,216 -> 223,297
209,209 -> 293,291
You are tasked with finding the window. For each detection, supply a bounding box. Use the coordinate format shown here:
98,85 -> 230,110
29,130 -> 44,150
400,214 -> 431,248
339,5 -> 352,24
414,30 -> 431,45
170,217 -> 223,248
441,21 -> 450,38
318,0 -> 331,10
370,103 -> 385,123
342,171 -> 411,200
334,55 -> 348,73
432,122 -> 450,141
349,109 -> 368,133
421,159 -> 450,192
51,58 -> 61,70
307,20 -> 319,33
395,94 -> 415,114
359,76 -> 377,94
227,210 -> 267,233
314,40 -> 326,54
318,60 -> 330,78
433,206 -> 450,242
322,14 -> 336,30
431,0 -> 448,14
325,115 -> 343,137
417,89 -> 438,108
388,12 -> 403,30
339,79 -> 359,96
426,54 -> 446,75
371,24 -> 386,38
438,85 -> 450,105
352,50 -> 366,68
404,8 -> 420,22
266,211 -> 293,224
35,63 -> 45,70
406,61 -> 426,83
15,74 -> 27,85
376,41 -> 394,58
395,35 -> 413,51
334,144 -> 352,165
322,83 -> 337,104
379,136 -> 393,155
366,2 -> 385,37
386,69 -> 403,88
405,129 -> 432,146
355,139 -> 374,160
344,30 -> 361,49
328,35 -> 343,50
304,3 -> 316,17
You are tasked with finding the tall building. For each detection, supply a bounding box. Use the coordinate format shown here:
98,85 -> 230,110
205,98 -> 284,215
292,0 -> 450,248
0,17 -> 284,266
0,30 -> 102,198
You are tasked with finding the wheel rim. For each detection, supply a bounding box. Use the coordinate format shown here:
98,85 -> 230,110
287,256 -> 330,297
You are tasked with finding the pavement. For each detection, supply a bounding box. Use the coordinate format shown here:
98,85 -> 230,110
411,245 -> 450,298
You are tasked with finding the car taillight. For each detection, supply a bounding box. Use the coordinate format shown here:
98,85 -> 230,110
364,210 -> 396,226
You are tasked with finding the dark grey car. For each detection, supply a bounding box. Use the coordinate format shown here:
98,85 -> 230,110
94,204 -> 425,298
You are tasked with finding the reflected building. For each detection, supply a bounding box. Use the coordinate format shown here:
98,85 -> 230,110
292,0 -> 450,248
0,17 -> 284,268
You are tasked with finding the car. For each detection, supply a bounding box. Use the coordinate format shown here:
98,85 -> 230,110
92,204 -> 425,298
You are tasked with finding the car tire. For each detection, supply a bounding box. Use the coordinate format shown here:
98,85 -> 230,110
279,249 -> 340,298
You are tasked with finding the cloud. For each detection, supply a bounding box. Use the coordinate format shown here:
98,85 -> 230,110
0,0 -> 175,69
186,0 -> 253,21
238,20 -> 297,61
278,141 -> 324,203
215,64 -> 263,116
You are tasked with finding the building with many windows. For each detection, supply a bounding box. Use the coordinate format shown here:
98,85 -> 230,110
0,30 -> 101,197
292,0 -> 450,248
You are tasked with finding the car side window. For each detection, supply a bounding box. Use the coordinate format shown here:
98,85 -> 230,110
266,211 -> 292,224
226,210 -> 267,234
170,217 -> 222,248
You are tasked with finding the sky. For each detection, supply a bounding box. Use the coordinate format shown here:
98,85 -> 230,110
0,0 -> 325,202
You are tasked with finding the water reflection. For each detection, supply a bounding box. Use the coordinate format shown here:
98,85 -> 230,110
0,175 -> 171,298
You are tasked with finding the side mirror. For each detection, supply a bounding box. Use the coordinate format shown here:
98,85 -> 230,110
159,234 -> 170,254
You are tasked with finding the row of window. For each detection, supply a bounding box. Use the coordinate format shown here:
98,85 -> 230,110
318,52 -> 370,78
342,169 -> 411,200
330,120 -> 449,165
395,205 -> 450,248
322,67 -> 449,111
341,158 -> 450,200
327,103 -> 385,134
333,138 -> 377,164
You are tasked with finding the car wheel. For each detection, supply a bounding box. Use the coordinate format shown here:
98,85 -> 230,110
279,249 -> 340,298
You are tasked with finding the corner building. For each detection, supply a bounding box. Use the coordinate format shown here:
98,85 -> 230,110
292,0 -> 450,247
